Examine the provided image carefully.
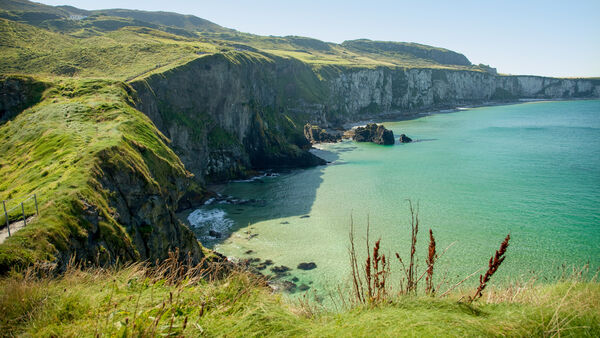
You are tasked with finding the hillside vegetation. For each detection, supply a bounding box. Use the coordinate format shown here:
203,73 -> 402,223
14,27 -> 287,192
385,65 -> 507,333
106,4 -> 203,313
0,0 -> 493,81
0,76 -> 202,273
1,262 -> 598,337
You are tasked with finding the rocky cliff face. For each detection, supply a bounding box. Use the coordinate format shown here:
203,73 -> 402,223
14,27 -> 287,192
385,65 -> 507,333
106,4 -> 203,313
327,68 -> 600,121
0,75 -> 47,124
90,143 -> 203,264
131,52 -> 600,182
131,53 -> 326,182
0,78 -> 204,272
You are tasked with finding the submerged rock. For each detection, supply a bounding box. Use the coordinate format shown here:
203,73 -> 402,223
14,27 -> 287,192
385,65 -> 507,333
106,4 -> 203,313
297,262 -> 317,270
298,284 -> 310,291
269,280 -> 297,293
353,123 -> 395,145
271,265 -> 291,274
398,134 -> 413,143
208,230 -> 222,238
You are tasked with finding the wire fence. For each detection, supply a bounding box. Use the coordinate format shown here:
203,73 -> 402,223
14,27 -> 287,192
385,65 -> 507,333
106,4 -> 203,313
1,194 -> 39,237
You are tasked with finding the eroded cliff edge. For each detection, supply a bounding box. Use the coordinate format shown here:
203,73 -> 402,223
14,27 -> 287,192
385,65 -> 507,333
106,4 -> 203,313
131,51 -> 600,182
0,78 -> 203,272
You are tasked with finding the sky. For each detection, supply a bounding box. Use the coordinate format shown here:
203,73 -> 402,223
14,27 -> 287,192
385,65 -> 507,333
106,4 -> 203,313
37,0 -> 600,78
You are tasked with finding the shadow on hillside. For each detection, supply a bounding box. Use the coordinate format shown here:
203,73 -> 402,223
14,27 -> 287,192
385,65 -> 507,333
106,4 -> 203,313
178,147 -> 341,249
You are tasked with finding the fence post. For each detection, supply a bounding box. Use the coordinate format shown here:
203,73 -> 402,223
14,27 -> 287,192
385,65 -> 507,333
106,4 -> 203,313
34,194 -> 39,216
2,200 -> 9,237
21,202 -> 26,227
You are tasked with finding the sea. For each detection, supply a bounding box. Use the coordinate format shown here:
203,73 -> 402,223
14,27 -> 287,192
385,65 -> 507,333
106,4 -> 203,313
186,100 -> 600,298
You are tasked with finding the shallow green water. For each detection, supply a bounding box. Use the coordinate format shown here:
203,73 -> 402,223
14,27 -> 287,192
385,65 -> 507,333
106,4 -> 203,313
189,100 -> 600,296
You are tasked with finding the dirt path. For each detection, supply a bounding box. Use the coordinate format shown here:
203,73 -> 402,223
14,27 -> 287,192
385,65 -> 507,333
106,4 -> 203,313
0,216 -> 35,244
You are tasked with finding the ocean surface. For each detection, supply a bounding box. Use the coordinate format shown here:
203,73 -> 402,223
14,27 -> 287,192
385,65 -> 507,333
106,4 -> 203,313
188,100 -> 600,298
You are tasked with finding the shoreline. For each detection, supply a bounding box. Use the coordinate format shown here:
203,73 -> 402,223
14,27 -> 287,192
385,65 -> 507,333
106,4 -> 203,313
339,97 -> 599,130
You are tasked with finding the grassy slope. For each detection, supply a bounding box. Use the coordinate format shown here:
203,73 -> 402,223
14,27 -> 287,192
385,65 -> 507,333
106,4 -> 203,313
0,6 -> 487,82
0,265 -> 598,337
0,77 -> 191,272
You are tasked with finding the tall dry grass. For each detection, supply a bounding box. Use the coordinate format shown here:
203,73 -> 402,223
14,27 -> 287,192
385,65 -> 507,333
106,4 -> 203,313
348,201 -> 511,305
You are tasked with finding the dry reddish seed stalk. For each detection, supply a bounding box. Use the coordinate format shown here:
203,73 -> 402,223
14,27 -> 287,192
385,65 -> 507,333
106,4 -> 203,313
472,234 -> 511,301
349,216 -> 365,303
407,201 -> 419,293
426,229 -> 437,295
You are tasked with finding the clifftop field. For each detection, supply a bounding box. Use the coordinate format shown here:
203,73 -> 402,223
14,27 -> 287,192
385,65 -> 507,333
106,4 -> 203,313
0,0 -> 599,336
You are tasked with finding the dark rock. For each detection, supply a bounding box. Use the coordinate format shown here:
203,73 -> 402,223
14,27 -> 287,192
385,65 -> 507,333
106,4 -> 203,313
208,230 -> 222,238
263,259 -> 274,266
298,284 -> 310,291
297,262 -> 317,270
353,123 -> 395,145
244,250 -> 254,254
269,280 -> 297,292
1,76 -> 48,124
271,265 -> 291,274
398,134 -> 413,143
291,277 -> 299,282
304,124 -> 342,144
280,221 -> 290,224
300,215 -> 310,219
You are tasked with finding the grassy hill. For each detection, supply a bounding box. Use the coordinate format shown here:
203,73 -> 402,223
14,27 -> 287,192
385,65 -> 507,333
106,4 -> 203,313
0,0 -> 491,81
0,76 -> 203,273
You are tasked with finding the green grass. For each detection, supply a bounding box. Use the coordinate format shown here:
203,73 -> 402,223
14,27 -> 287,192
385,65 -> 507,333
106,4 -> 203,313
0,17 -> 219,80
0,76 -> 193,272
0,4 -> 492,83
0,264 -> 598,337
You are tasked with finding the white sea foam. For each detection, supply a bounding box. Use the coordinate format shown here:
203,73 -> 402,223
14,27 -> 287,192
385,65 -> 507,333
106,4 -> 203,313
187,208 -> 234,239
232,172 -> 280,183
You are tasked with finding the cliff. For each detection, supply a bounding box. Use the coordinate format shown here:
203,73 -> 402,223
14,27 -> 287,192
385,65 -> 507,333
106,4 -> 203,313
130,52 -> 600,182
131,52 -> 327,182
326,68 -> 600,122
0,77 -> 203,272
0,75 -> 48,124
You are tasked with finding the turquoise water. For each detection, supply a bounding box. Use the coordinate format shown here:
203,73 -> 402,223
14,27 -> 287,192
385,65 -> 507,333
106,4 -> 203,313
189,100 -> 600,296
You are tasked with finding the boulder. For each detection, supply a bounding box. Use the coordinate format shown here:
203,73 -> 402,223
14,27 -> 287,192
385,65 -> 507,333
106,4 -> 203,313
398,134 -> 413,143
353,123 -> 395,145
270,265 -> 291,274
297,262 -> 317,270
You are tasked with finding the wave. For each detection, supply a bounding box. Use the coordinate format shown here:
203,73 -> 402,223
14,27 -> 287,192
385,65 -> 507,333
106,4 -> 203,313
232,172 -> 280,183
187,208 -> 234,239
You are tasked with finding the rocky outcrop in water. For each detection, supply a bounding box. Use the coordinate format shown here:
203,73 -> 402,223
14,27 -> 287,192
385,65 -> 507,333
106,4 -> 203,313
353,123 -> 395,145
398,134 -> 412,143
303,124 -> 341,143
